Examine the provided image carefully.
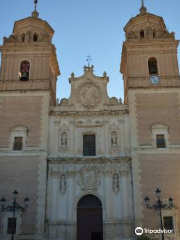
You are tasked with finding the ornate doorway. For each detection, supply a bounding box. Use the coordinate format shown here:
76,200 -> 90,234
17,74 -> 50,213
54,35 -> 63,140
77,195 -> 103,240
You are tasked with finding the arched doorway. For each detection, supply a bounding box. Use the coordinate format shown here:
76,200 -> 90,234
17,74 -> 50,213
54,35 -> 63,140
77,194 -> 103,240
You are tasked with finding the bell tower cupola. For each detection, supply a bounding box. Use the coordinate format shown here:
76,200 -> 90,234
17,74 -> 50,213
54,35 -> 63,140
0,0 -> 60,105
120,1 -> 180,103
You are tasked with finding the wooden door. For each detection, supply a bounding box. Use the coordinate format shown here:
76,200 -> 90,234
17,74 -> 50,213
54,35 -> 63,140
77,195 -> 103,240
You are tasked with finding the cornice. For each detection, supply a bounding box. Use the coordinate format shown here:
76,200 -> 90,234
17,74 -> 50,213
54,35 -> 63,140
48,156 -> 131,164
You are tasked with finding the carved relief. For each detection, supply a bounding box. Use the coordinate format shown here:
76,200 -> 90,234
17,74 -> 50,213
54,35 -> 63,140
60,132 -> 68,149
78,164 -> 101,191
79,82 -> 100,108
59,124 -> 69,151
120,163 -> 129,176
112,173 -> 120,193
111,131 -> 118,148
59,173 -> 67,194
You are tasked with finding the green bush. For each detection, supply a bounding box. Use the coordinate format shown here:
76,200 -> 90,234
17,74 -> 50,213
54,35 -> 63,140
137,234 -> 151,240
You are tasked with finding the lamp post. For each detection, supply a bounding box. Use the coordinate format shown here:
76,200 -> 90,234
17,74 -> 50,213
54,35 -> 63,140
144,188 -> 174,240
0,190 -> 30,240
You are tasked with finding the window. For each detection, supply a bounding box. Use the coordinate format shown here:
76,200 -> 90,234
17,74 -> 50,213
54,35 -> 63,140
153,30 -> 156,38
83,134 -> 96,156
156,134 -> 166,148
19,60 -> 30,81
10,125 -> 28,150
151,123 -> 169,149
7,218 -> 16,234
140,30 -> 145,38
33,33 -> 38,42
148,57 -> 158,75
21,33 -> 25,42
164,217 -> 174,231
13,137 -> 23,151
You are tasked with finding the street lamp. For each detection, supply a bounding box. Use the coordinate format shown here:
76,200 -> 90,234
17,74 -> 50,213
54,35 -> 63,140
0,190 -> 30,240
144,188 -> 174,240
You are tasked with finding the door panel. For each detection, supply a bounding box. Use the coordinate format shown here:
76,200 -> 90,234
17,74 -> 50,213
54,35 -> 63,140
77,208 -> 103,240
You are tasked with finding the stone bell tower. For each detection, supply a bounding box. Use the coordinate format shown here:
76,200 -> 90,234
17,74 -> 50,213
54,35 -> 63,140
0,1 -> 60,239
121,1 -> 180,236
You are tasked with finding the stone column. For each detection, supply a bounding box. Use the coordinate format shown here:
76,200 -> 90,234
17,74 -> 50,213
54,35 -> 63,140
104,162 -> 114,240
119,118 -> 125,154
50,171 -> 59,220
54,118 -> 60,153
120,161 -> 132,238
120,163 -> 129,220
69,120 -> 74,156
104,119 -> 109,156
66,165 -> 76,240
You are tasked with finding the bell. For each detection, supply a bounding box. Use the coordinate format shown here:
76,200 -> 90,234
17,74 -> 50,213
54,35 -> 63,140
20,72 -> 29,81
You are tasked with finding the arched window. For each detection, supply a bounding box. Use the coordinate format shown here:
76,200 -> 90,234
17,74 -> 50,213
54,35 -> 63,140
153,30 -> 156,38
83,134 -> 96,156
33,33 -> 38,42
21,33 -> 25,42
140,30 -> 145,39
148,57 -> 158,75
19,60 -> 30,81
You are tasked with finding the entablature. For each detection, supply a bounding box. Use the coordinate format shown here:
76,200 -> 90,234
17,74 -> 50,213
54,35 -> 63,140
49,108 -> 129,117
48,156 -> 131,164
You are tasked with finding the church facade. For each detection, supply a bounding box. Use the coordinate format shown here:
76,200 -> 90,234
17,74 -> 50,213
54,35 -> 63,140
0,2 -> 180,240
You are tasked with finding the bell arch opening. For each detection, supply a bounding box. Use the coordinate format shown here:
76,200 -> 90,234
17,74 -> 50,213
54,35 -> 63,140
19,60 -> 30,81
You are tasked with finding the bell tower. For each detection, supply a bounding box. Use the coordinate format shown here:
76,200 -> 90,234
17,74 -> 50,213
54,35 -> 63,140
0,0 -> 60,105
0,2 -> 60,239
121,2 -> 180,233
121,0 -> 179,103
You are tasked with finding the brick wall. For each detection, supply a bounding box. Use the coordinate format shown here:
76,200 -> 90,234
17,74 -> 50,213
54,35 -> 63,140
0,156 -> 40,234
0,96 -> 43,147
139,154 -> 180,231
136,93 -> 180,146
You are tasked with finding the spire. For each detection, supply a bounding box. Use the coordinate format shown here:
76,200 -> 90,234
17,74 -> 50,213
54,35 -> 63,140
31,0 -> 39,18
139,0 -> 147,15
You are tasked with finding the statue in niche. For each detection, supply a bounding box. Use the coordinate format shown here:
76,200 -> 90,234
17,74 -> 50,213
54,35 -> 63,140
113,173 -> 120,193
60,174 -> 67,193
61,132 -> 67,148
111,131 -> 118,148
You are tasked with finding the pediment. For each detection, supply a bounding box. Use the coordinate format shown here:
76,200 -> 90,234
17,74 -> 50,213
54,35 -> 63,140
56,66 -> 125,112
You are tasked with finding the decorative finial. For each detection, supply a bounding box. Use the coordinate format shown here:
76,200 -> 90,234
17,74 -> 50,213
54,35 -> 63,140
86,55 -> 92,67
140,0 -> 147,15
32,0 -> 39,18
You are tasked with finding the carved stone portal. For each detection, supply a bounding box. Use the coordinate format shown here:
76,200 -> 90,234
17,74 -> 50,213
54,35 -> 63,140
79,82 -> 100,108
78,165 -> 101,191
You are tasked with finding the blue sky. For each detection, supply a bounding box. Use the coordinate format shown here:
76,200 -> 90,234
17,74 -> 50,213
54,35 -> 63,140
0,0 -> 180,101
